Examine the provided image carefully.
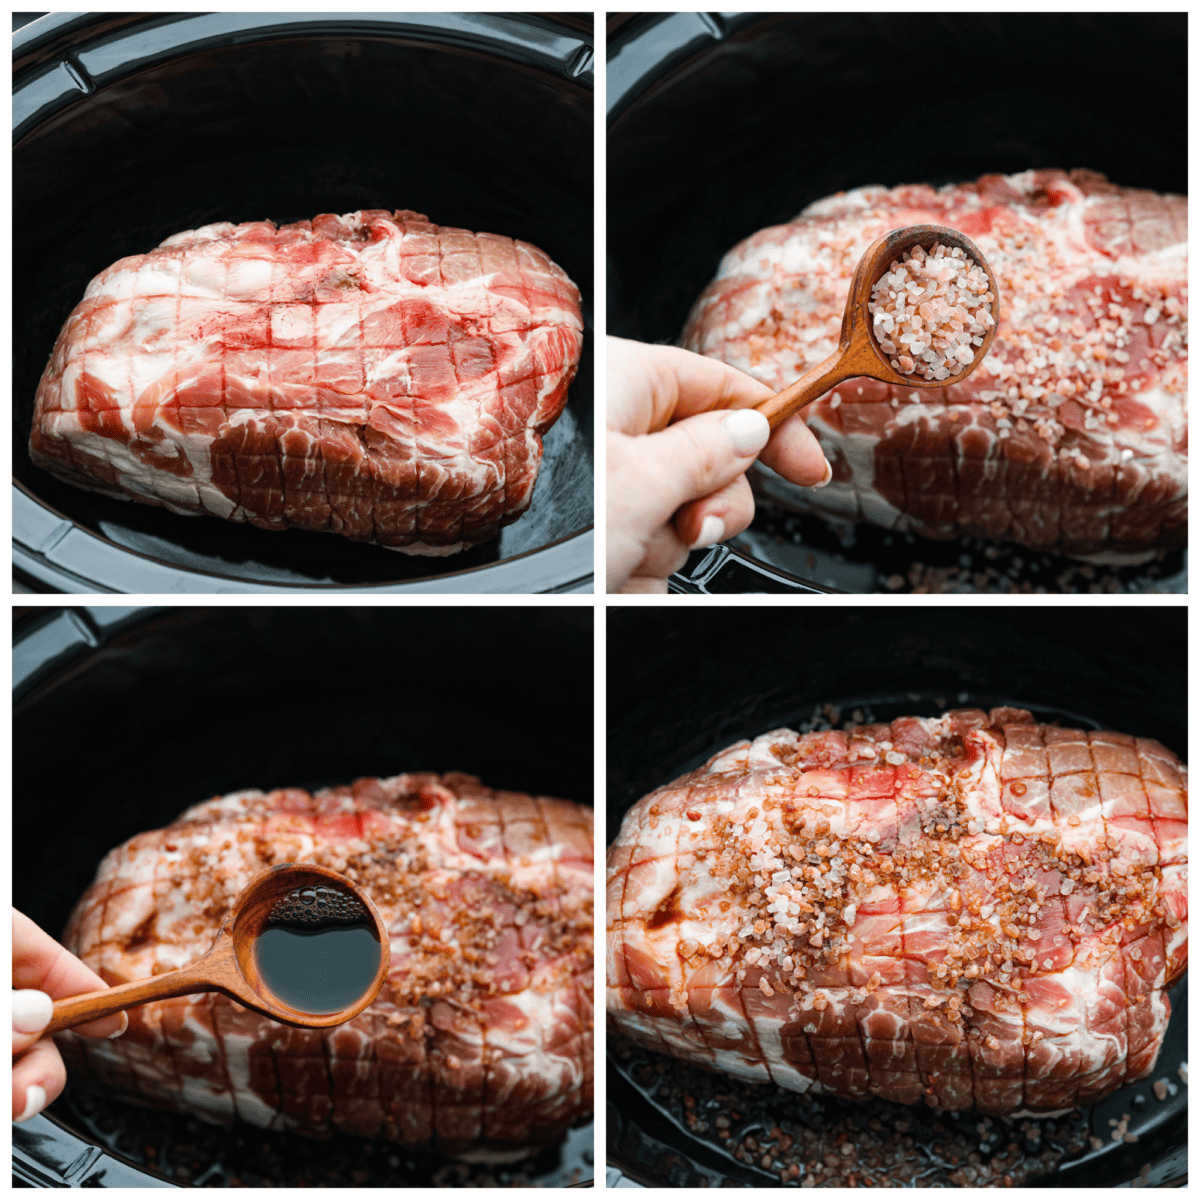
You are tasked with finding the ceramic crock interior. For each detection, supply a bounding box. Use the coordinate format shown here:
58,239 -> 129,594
608,606 -> 1186,821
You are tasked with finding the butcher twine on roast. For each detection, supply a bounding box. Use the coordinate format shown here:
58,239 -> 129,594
607,709 -> 1186,1115
682,170 -> 1186,562
31,210 -> 583,555
57,774 -> 593,1159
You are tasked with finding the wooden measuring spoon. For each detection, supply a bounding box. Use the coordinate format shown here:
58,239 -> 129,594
45,863 -> 390,1034
754,224 -> 1001,429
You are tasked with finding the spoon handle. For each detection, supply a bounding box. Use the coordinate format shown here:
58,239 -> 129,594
46,961 -> 216,1035
754,348 -> 851,429
754,325 -> 890,430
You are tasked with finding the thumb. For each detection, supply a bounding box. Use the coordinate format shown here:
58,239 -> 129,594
636,408 -> 771,523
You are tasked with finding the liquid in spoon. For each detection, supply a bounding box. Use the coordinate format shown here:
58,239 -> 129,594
254,884 -> 382,1014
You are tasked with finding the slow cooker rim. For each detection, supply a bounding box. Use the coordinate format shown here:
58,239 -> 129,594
14,1108 -> 183,1188
12,605 -> 198,1186
14,12 -> 594,594
12,604 -> 163,700
606,11 -> 758,123
14,11 -> 594,146
12,484 -> 594,594
13,11 -> 594,94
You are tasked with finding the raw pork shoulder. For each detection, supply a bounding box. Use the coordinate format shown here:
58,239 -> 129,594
682,171 -> 1187,561
31,210 -> 583,555
59,774 -> 593,1157
607,709 -> 1187,1114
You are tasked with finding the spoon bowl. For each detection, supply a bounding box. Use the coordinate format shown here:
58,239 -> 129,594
755,224 -> 1001,429
46,863 -> 390,1034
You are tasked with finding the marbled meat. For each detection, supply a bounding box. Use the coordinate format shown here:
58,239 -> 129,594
682,171 -> 1187,561
31,210 -> 583,555
607,709 -> 1187,1114
59,774 -> 593,1157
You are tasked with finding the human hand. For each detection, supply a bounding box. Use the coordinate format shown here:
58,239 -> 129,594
13,907 -> 126,1123
606,337 -> 830,593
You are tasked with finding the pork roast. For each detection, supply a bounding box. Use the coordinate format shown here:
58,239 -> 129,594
58,774 -> 593,1158
607,709 -> 1186,1114
31,210 -> 583,555
681,170 -> 1187,561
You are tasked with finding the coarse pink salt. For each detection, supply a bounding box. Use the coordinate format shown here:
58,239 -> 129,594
870,241 -> 995,381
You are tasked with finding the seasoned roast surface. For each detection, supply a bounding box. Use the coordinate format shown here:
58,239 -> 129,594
607,709 -> 1187,1115
59,774 -> 593,1157
31,210 -> 583,555
682,171 -> 1187,560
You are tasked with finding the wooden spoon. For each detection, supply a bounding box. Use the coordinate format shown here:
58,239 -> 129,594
45,863 -> 390,1034
754,224 -> 1001,429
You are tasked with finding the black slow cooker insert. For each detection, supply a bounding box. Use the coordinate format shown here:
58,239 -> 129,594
606,607 -> 1187,1187
13,606 -> 595,1186
14,13 -> 594,593
608,13 -> 1186,594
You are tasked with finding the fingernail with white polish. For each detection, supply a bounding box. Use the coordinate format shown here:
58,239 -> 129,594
722,409 -> 770,456
16,1084 -> 47,1123
109,1012 -> 128,1039
12,990 -> 53,1034
690,515 -> 726,550
813,460 -> 833,488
